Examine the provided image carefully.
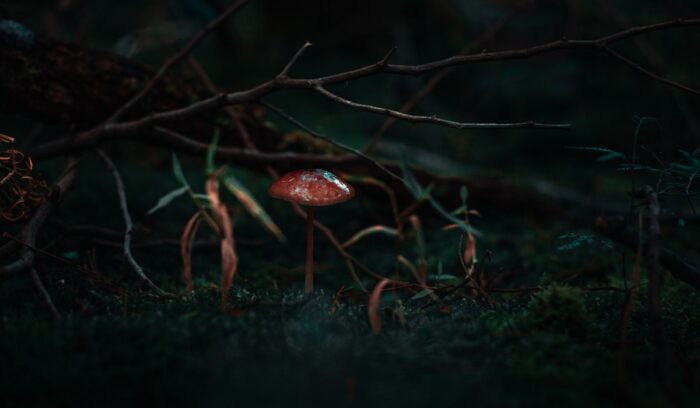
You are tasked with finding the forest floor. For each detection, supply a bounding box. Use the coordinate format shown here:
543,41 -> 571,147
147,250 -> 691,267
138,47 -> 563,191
1,156 -> 699,407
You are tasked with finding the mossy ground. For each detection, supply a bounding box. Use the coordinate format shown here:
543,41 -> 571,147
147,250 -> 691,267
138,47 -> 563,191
1,157 -> 699,408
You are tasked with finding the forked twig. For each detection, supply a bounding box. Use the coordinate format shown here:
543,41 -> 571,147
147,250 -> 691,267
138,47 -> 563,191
30,267 -> 60,320
96,149 -> 173,298
106,0 -> 251,123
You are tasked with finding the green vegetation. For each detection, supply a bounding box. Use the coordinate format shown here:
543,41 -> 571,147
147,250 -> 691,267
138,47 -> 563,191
2,1 -> 700,407
1,158 -> 699,407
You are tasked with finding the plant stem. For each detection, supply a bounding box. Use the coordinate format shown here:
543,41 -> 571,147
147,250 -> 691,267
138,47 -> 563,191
305,207 -> 315,294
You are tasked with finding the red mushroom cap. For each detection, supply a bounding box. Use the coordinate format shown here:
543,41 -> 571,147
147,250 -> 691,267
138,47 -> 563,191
268,169 -> 355,207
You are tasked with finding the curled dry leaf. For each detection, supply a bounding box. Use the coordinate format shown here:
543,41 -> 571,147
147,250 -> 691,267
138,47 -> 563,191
206,171 -> 238,309
341,225 -> 398,248
368,278 -> 391,334
408,215 -> 427,284
180,211 -> 203,294
0,143 -> 47,222
397,255 -> 421,284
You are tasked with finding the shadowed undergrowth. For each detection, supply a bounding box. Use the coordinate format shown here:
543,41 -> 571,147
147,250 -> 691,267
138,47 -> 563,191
1,160 -> 699,407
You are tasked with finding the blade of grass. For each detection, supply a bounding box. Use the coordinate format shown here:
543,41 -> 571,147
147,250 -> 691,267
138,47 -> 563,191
147,186 -> 189,215
206,128 -> 220,175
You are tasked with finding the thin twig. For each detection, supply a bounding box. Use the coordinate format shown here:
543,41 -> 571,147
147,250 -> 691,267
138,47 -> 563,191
32,18 -> 700,161
312,18 -> 700,84
0,157 -> 79,281
596,215 -> 700,290
156,126 -> 358,165
279,41 -> 312,78
2,232 -> 86,270
314,85 -> 570,130
187,57 -> 255,147
260,101 -> 405,185
365,16 -> 513,153
47,18 -> 700,159
106,0 -> 250,123
642,185 -> 673,385
30,268 -> 60,320
605,47 -> 700,96
96,149 -> 173,298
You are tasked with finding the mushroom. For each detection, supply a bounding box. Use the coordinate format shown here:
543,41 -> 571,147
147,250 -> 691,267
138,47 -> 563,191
268,169 -> 355,293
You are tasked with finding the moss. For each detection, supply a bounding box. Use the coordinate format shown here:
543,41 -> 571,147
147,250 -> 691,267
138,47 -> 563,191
524,283 -> 591,337
1,158 -> 699,407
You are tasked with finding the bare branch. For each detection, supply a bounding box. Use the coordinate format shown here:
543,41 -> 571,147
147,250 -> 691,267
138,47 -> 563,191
96,149 -> 173,298
605,47 -> 700,96
314,85 -> 570,130
595,215 -> 700,291
32,18 -> 700,162
152,126 -> 357,165
365,16 -> 513,153
377,46 -> 398,67
187,57 -> 255,147
261,101 -> 405,185
30,268 -> 60,320
642,186 -> 673,383
106,0 -> 250,123
312,18 -> 700,85
0,157 -> 79,281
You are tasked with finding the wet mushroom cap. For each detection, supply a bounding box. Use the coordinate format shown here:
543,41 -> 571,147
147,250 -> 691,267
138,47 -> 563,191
268,169 -> 355,206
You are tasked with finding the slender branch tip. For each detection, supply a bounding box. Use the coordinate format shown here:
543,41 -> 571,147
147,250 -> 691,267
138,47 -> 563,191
378,46 -> 398,66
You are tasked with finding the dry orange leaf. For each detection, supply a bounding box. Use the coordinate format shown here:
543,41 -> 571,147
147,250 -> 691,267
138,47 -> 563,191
368,278 -> 391,334
0,133 -> 14,144
180,211 -> 203,294
464,232 -> 476,265
206,171 -> 238,310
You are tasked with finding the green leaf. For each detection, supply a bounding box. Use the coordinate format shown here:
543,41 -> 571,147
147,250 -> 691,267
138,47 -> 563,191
433,274 -> 459,282
460,185 -> 468,206
411,288 -> 435,300
220,169 -> 286,242
192,194 -> 212,203
206,128 -> 220,175
172,153 -> 190,189
597,152 -> 626,162
567,146 -> 627,162
417,183 -> 435,200
62,251 -> 80,260
398,154 -> 422,196
147,186 -> 189,215
399,155 -> 481,237
451,205 -> 467,216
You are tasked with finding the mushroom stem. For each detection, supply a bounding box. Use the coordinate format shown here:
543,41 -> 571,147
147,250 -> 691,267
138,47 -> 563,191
305,206 -> 315,294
